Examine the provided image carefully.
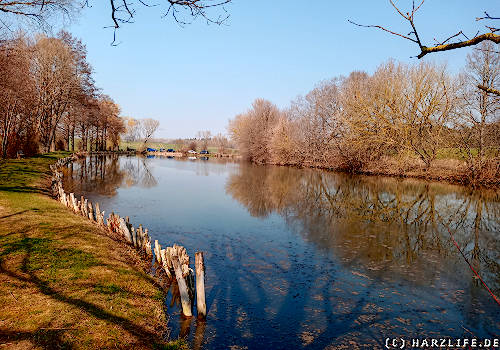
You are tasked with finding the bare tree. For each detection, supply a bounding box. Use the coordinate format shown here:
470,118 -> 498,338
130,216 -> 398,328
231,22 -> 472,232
122,116 -> 141,142
0,32 -> 131,158
32,34 -> 79,152
196,130 -> 212,150
0,35 -> 36,157
140,118 -> 160,148
228,99 -> 281,163
172,138 -> 185,151
213,133 -> 229,154
456,41 -> 500,180
403,62 -> 457,167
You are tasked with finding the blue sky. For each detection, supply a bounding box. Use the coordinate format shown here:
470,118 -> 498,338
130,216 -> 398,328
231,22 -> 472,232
68,0 -> 499,138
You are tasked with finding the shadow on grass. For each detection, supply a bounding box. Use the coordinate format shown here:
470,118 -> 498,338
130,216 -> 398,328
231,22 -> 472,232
1,264 -> 165,348
0,153 -> 70,194
0,327 -> 74,350
0,210 -> 29,220
0,185 -> 50,194
0,232 -> 166,348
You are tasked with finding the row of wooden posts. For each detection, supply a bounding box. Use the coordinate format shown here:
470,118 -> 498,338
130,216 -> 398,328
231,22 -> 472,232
50,153 -> 206,318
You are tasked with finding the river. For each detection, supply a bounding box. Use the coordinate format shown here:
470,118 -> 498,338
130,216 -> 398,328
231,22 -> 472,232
62,154 -> 500,350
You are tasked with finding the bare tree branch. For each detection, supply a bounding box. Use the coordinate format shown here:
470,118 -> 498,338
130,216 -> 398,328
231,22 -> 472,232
349,1 -> 499,60
477,84 -> 500,97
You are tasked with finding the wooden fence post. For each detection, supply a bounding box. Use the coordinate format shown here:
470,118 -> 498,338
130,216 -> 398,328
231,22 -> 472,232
172,254 -> 192,317
195,252 -> 206,319
119,217 -> 133,243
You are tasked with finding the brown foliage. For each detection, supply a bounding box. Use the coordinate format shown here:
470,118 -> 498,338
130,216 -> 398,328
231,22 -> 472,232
229,56 -> 499,184
0,32 -> 127,157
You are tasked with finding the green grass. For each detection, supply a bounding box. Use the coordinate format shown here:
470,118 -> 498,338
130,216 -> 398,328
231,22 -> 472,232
156,339 -> 189,350
0,153 -> 180,349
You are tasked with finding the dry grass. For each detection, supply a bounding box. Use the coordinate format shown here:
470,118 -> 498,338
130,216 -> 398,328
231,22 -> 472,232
362,156 -> 499,187
0,153 -> 176,349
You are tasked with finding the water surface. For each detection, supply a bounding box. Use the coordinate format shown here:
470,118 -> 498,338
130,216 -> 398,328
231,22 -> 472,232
63,155 -> 500,349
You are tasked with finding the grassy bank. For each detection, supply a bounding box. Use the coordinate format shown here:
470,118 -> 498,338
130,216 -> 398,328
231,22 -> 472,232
0,153 -> 181,349
262,151 -> 499,188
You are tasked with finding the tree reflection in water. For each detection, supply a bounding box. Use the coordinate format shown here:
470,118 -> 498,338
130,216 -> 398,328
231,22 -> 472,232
63,155 -> 159,196
61,157 -> 499,348
226,163 -> 499,294
225,163 -> 499,348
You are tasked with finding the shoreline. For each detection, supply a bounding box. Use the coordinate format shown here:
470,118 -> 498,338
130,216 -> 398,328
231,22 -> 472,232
83,150 -> 498,188
0,152 -> 186,349
248,158 -> 500,189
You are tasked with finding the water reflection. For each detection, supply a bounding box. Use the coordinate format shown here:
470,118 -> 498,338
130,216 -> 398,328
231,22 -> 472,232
64,156 -> 500,349
63,155 -> 159,195
226,163 -> 500,293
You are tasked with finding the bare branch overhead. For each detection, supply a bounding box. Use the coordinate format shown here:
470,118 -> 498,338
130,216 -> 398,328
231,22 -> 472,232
0,0 -> 231,44
349,1 -> 499,59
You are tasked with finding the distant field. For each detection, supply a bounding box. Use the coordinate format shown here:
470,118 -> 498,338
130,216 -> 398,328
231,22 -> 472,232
119,141 -> 237,154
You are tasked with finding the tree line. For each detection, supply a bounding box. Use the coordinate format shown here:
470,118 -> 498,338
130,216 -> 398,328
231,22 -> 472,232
228,42 -> 499,185
0,31 -> 125,158
0,31 -> 165,158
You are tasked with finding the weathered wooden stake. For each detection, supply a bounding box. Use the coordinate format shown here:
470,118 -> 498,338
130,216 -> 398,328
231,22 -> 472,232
95,203 -> 103,226
154,240 -> 162,264
145,238 -> 153,256
69,193 -> 78,212
80,196 -> 85,215
195,252 -> 206,319
172,254 -> 192,317
131,227 -> 137,247
88,201 -> 94,221
119,217 -> 133,243
160,249 -> 172,279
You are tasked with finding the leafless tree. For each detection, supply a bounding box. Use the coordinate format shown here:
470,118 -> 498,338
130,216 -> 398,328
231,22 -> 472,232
213,133 -> 229,154
196,130 -> 211,150
122,116 -> 141,142
0,32 -> 127,157
0,34 -> 36,157
228,99 -> 281,163
140,118 -> 160,148
456,41 -> 500,180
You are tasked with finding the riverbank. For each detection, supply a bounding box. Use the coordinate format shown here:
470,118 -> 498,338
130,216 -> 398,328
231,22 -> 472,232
0,153 -> 183,349
261,155 -> 500,188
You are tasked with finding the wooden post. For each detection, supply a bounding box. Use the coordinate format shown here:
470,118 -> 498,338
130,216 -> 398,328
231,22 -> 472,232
131,227 -> 137,247
70,193 -> 78,212
80,196 -> 85,215
195,252 -> 206,319
88,201 -> 94,221
160,249 -> 172,279
154,240 -> 162,264
84,198 -> 89,217
137,225 -> 143,249
95,203 -> 103,226
145,238 -> 152,256
172,254 -> 192,317
118,217 -> 133,243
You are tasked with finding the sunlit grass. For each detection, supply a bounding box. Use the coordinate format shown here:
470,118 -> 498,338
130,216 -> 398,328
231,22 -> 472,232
0,153 -> 171,349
